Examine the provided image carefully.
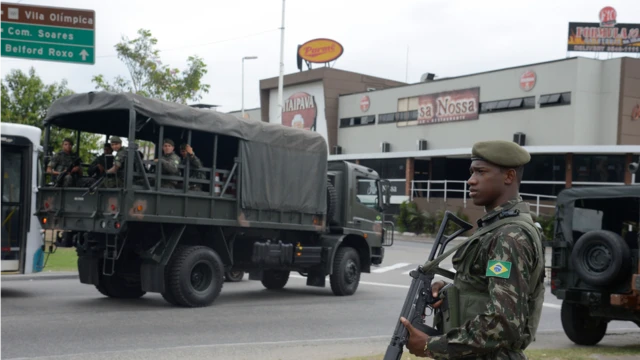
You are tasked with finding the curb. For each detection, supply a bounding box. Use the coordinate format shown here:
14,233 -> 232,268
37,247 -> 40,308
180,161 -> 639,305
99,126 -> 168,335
1,272 -> 78,282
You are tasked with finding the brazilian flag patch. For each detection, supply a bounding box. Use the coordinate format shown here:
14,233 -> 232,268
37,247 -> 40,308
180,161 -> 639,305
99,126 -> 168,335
486,260 -> 512,279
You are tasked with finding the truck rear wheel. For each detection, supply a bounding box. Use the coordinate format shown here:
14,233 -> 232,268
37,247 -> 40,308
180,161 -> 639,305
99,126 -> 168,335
330,247 -> 360,296
261,270 -> 289,289
166,246 -> 224,307
561,301 -> 607,346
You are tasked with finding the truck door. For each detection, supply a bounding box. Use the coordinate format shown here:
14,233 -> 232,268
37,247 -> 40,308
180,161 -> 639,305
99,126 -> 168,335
1,140 -> 30,273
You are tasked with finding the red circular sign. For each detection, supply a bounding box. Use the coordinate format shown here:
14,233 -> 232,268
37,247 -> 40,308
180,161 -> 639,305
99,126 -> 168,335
520,70 -> 536,91
599,6 -> 617,27
360,95 -> 370,112
282,92 -> 317,130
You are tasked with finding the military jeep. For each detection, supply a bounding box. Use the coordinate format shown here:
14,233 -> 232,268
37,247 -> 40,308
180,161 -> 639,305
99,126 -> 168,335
547,184 -> 640,345
35,91 -> 395,307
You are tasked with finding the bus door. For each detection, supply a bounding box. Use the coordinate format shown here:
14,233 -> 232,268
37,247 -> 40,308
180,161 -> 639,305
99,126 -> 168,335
1,139 -> 31,273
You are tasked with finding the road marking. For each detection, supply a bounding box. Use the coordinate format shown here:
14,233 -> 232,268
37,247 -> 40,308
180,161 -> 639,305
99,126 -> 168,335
290,275 -> 563,310
372,263 -> 412,273
3,335 -> 393,360
543,303 -> 561,309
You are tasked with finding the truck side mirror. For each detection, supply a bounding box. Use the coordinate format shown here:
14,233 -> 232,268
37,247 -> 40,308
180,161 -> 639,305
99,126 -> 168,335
379,179 -> 391,210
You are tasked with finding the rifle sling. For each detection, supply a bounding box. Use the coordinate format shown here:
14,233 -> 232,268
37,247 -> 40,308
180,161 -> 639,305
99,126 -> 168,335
421,211 -> 526,274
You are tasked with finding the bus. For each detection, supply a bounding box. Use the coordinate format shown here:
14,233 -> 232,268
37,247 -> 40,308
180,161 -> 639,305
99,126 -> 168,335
1,122 -> 45,274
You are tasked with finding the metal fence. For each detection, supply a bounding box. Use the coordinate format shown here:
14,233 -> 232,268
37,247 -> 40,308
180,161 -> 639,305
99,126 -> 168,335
410,180 -> 626,216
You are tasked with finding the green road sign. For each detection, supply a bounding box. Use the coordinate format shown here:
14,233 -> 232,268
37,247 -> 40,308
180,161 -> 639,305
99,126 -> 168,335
1,2 -> 95,64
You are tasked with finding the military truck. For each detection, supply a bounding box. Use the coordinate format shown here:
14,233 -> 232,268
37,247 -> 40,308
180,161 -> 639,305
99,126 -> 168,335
547,182 -> 640,345
35,91 -> 395,307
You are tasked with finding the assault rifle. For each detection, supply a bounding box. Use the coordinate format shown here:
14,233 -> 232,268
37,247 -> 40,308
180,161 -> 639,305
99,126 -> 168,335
383,210 -> 473,360
82,174 -> 107,196
54,157 -> 82,187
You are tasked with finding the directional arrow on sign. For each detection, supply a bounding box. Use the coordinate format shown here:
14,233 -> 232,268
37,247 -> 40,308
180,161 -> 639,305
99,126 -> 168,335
80,49 -> 89,61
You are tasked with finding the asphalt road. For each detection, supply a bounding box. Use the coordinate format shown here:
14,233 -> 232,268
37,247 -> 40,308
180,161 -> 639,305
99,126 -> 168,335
2,239 -> 639,360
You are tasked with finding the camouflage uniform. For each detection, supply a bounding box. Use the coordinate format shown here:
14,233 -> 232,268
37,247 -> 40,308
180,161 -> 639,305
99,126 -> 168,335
425,198 -> 545,359
181,152 -> 205,190
104,146 -> 127,188
424,140 -> 545,360
49,151 -> 80,187
159,152 -> 181,188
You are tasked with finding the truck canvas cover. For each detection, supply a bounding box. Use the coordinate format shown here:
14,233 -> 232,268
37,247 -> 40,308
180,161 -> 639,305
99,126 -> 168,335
555,185 -> 640,244
43,91 -> 328,215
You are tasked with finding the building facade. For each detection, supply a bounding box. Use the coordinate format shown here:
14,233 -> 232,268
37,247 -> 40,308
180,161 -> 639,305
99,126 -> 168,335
250,56 -> 640,218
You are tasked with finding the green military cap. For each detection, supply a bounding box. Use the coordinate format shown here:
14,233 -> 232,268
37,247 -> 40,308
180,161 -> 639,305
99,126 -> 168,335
180,143 -> 188,150
110,136 -> 122,144
471,140 -> 531,167
163,138 -> 174,147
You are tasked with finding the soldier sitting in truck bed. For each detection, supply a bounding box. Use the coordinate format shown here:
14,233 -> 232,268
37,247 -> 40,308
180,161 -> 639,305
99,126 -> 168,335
46,138 -> 83,187
178,143 -> 206,191
153,138 -> 181,189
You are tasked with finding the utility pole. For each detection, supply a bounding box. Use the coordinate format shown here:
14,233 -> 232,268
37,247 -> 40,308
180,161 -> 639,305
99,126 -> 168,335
277,0 -> 286,123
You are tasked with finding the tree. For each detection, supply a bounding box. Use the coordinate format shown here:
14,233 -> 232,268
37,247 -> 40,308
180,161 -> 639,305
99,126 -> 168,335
91,29 -> 211,158
91,29 -> 211,104
1,67 -> 102,162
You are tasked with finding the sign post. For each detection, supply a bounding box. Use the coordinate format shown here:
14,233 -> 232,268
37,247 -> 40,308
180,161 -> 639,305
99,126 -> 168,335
1,2 -> 95,64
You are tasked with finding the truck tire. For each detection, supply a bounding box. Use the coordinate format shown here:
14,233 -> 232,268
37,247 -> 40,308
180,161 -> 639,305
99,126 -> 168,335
327,181 -> 337,223
571,230 -> 631,287
561,301 -> 607,346
330,246 -> 360,296
261,270 -> 289,289
225,271 -> 245,282
95,273 -> 146,299
166,245 -> 224,307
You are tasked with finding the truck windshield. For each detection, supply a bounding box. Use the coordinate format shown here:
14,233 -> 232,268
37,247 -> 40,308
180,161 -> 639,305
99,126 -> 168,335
356,177 -> 379,209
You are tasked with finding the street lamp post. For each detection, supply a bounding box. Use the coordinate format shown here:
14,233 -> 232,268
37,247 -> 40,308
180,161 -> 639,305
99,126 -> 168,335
242,56 -> 258,119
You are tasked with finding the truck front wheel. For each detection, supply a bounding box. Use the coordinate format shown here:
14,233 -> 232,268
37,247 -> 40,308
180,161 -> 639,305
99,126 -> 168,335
561,301 -> 608,346
330,247 -> 361,296
166,246 -> 224,307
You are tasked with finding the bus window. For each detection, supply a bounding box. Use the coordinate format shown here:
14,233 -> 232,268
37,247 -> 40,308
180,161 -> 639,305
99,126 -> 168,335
1,150 -> 23,269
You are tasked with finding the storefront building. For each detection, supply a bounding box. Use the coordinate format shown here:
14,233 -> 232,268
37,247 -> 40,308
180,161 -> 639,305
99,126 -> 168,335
239,56 -> 640,218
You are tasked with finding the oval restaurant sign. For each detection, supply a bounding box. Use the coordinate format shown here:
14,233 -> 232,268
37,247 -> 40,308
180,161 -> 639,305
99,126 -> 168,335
360,95 -> 370,112
298,38 -> 344,64
282,92 -> 317,131
520,70 -> 536,91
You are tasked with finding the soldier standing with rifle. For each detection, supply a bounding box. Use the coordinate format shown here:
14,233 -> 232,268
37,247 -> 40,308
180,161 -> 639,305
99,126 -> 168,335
398,140 -> 545,359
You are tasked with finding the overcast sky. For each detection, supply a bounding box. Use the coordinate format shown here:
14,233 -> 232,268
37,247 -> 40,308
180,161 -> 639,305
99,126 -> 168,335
1,0 -> 639,113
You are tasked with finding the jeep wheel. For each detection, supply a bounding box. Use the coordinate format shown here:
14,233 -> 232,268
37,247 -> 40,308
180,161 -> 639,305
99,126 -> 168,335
330,247 -> 361,296
572,230 -> 631,287
95,273 -> 146,299
166,246 -> 224,307
261,270 -> 289,289
561,301 -> 607,346
225,271 -> 245,282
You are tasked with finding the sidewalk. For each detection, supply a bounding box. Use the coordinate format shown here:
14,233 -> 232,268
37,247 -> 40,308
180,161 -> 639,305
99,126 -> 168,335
1,270 -> 78,282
